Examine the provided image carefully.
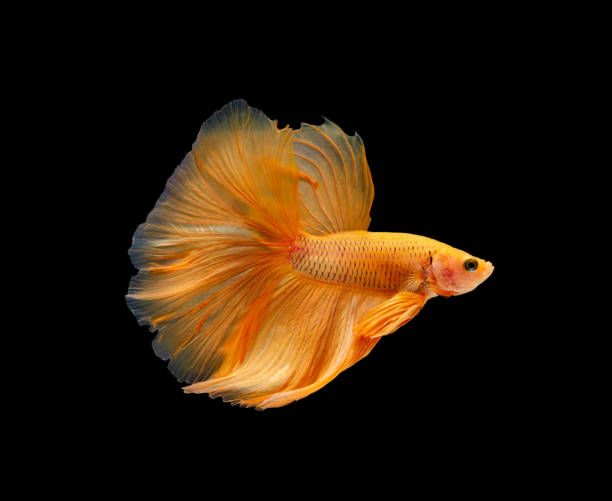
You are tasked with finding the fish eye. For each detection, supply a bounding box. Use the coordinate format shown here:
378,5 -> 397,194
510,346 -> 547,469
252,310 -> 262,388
463,258 -> 478,272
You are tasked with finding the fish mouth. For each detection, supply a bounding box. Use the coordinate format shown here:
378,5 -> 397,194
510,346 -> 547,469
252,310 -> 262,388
483,261 -> 494,280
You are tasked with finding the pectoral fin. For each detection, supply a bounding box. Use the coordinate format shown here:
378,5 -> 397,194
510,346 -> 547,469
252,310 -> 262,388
354,292 -> 425,338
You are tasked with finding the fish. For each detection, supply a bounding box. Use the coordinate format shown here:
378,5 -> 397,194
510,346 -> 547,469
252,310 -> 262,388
127,99 -> 493,409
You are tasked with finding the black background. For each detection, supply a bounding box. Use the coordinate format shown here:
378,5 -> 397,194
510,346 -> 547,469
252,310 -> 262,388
92,39 -> 544,473
8,2 -> 597,492
20,5 -> 600,493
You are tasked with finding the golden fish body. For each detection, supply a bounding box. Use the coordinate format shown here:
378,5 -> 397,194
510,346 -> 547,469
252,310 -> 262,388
290,231 -> 493,297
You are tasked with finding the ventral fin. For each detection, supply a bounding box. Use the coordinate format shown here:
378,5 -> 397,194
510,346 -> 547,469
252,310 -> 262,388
354,292 -> 425,338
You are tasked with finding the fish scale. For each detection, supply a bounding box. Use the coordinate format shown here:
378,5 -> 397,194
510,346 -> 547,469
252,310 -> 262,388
290,231 -> 447,292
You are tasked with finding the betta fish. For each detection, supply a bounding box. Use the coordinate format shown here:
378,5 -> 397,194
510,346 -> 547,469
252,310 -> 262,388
127,100 -> 493,409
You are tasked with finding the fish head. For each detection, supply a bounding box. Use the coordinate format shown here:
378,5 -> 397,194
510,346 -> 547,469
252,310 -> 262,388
431,248 -> 494,296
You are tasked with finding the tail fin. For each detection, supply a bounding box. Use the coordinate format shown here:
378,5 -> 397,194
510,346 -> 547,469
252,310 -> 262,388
127,100 -> 299,383
127,100 -> 385,408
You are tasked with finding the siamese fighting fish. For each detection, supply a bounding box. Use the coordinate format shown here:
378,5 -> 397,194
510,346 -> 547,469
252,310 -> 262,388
127,100 -> 494,409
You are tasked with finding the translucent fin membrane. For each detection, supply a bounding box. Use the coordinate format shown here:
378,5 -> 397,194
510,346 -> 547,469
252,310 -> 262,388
127,100 -> 299,384
294,119 -> 374,235
183,275 -> 388,408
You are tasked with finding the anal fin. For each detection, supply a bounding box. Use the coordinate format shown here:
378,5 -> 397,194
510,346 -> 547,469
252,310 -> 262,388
354,292 -> 425,338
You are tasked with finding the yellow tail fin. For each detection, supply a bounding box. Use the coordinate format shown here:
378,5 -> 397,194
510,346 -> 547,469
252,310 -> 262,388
127,100 -> 385,408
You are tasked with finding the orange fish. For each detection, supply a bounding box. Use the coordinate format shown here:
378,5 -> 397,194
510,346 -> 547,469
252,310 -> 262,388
127,100 -> 493,409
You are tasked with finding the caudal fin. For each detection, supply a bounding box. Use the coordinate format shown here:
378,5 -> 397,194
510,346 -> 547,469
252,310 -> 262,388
127,100 -> 299,383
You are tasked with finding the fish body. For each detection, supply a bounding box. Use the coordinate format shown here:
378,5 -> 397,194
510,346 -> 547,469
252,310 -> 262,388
290,231 -> 491,296
127,100 -> 493,408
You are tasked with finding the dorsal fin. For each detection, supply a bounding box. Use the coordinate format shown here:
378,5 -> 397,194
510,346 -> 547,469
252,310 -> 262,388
294,119 -> 374,235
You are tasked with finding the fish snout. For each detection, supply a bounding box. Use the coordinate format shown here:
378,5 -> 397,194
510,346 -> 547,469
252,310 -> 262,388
483,260 -> 494,280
